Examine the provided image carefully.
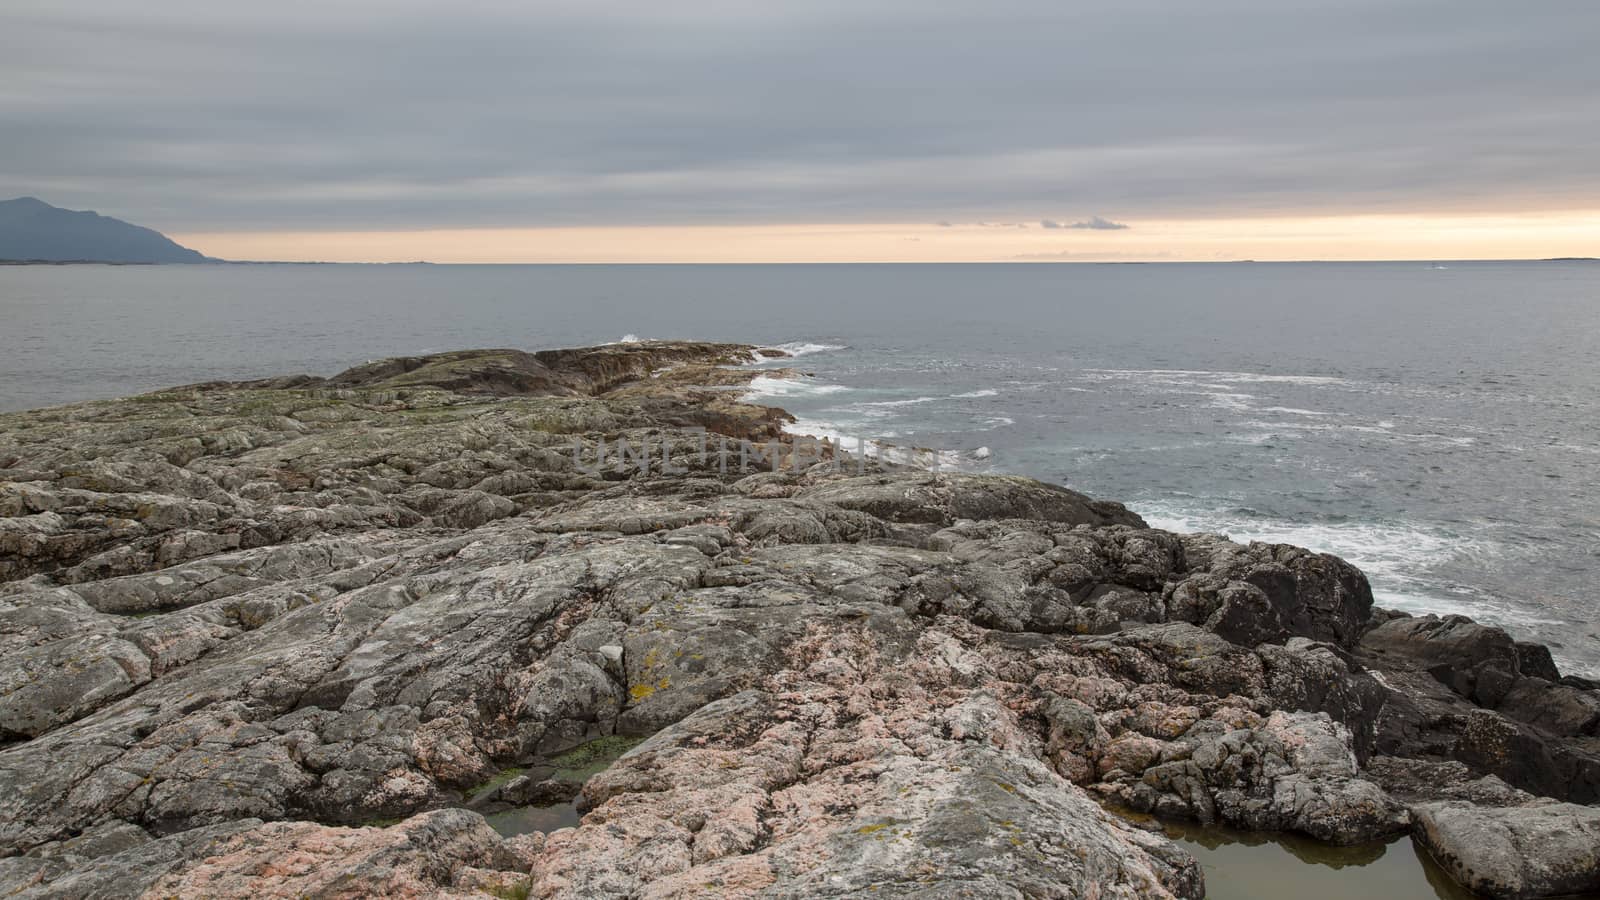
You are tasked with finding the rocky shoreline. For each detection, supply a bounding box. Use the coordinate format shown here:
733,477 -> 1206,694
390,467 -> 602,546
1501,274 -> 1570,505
1,340 -> 1596,898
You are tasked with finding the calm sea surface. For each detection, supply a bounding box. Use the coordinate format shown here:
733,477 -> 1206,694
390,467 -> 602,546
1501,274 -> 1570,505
3,261 -> 1597,673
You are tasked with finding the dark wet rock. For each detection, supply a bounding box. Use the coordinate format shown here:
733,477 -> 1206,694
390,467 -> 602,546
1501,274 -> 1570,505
1515,641 -> 1562,682
797,472 -> 1145,528
1363,756 -> 1536,807
1361,614 -> 1600,738
1365,614 -> 1521,699
1,340 -> 1595,898
1175,534 -> 1373,649
497,776 -> 580,807
1359,613 -> 1600,804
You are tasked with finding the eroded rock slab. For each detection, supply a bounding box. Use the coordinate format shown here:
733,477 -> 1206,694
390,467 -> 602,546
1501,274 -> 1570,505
1413,801 -> 1600,899
0,340 -> 1595,898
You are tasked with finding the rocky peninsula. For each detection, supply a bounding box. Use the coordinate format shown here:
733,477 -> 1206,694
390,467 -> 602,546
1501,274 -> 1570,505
1,341 -> 1597,899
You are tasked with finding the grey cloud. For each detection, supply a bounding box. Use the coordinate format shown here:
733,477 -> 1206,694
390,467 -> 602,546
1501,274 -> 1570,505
1042,217 -> 1128,230
1066,216 -> 1130,230
1,0 -> 1597,231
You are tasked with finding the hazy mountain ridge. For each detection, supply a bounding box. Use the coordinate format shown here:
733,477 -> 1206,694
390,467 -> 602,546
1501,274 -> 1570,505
0,196 -> 209,263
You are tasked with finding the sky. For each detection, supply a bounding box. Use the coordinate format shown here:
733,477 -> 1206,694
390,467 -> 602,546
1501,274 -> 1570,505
3,0 -> 1598,262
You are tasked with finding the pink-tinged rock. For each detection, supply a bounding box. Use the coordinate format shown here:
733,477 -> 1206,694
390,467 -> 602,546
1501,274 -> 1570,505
143,810 -> 532,899
524,622 -> 1203,899
1099,733 -> 1168,777
412,714 -> 493,786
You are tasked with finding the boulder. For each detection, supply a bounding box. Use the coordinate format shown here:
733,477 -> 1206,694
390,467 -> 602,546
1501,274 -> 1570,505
1413,801 -> 1600,899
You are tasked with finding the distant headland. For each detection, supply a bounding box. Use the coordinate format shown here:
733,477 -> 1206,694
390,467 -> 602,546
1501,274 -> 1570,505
0,196 -> 211,264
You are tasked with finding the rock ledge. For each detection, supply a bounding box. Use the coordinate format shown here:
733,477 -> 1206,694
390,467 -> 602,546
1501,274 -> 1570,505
1,341 -> 1596,899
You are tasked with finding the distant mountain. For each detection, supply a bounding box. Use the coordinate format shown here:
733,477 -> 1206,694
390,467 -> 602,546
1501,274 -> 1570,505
0,196 -> 210,263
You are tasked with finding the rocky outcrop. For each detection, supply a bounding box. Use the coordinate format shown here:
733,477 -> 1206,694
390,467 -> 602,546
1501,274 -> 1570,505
1413,801 -> 1600,899
1360,611 -> 1600,805
1,340 -> 1596,898
0,810 -> 540,899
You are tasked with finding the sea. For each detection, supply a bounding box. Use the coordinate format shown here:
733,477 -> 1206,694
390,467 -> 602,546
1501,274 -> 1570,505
3,260 -> 1597,675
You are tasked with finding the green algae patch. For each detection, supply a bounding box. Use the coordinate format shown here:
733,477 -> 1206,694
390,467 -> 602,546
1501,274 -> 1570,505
479,737 -> 646,838
466,766 -> 526,803
484,879 -> 532,900
551,735 -> 646,783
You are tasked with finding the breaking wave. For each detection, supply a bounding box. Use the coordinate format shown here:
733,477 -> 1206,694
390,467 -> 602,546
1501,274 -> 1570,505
741,374 -> 852,401
1134,499 -> 1547,626
756,341 -> 848,360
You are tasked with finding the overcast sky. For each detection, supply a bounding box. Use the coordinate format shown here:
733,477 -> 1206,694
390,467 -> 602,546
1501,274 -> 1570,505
3,0 -> 1598,238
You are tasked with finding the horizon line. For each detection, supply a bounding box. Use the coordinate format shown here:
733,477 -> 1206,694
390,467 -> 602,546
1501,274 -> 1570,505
11,256 -> 1596,267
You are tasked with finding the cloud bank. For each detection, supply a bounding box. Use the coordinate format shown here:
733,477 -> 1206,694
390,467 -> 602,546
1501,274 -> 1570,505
1042,217 -> 1130,230
1,0 -> 1597,232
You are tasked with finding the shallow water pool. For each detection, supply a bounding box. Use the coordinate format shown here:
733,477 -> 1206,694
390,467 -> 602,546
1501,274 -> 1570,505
484,800 -> 582,836
1164,819 -> 1475,900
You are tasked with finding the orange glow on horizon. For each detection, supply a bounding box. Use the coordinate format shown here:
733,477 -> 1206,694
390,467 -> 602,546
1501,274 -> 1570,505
171,211 -> 1600,264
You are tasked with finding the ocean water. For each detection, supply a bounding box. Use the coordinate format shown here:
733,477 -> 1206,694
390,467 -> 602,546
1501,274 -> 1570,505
2,261 -> 1597,673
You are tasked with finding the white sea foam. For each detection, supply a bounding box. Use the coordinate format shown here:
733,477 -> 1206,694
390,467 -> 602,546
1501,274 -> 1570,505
1213,372 -> 1352,386
850,396 -> 941,409
1072,368 -> 1358,419
779,419 -> 867,452
1258,406 -> 1332,417
1084,368 -> 1353,387
1270,423 -> 1473,445
844,387 -> 1004,414
1138,503 -> 1458,573
1237,419 -> 1396,435
1134,500 -> 1550,625
882,445 -> 971,469
1207,392 -> 1257,411
782,418 -> 979,470
756,341 -> 848,360
741,374 -> 851,401
1000,380 -> 1091,393
607,334 -> 643,344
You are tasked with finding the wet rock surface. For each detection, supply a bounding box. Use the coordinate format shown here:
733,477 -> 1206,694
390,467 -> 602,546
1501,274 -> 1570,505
1,340 -> 1596,898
